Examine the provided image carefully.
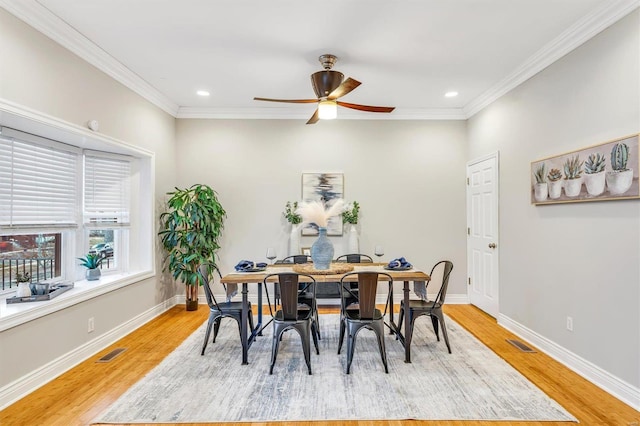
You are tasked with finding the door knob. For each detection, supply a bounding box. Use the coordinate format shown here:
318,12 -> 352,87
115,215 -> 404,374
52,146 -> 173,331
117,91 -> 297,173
488,243 -> 497,249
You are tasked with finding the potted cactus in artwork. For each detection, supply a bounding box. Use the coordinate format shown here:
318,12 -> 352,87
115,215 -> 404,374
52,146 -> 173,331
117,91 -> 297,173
606,142 -> 633,195
547,168 -> 563,199
583,152 -> 606,196
563,155 -> 584,197
532,163 -> 548,202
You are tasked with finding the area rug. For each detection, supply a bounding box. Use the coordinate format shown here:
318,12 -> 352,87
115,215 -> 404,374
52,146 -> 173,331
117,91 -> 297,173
93,314 -> 577,423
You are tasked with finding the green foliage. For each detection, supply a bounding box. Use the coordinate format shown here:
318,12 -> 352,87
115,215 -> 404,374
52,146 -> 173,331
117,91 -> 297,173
584,153 -> 606,174
342,201 -> 360,224
610,143 -> 629,171
533,164 -> 547,184
563,155 -> 583,180
77,253 -> 103,269
158,184 -> 226,287
283,201 -> 302,225
15,272 -> 31,283
547,168 -> 562,182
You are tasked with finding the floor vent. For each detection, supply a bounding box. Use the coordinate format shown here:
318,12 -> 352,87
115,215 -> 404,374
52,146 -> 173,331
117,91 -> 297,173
506,339 -> 536,353
97,348 -> 127,362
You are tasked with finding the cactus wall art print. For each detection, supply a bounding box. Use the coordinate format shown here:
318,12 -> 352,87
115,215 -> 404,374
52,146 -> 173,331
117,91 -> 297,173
530,134 -> 639,204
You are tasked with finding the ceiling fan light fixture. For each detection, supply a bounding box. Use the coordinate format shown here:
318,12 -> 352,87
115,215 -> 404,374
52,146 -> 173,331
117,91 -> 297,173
318,100 -> 337,120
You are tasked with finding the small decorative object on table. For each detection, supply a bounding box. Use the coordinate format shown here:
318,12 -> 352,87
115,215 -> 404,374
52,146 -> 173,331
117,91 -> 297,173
342,201 -> 360,253
296,199 -> 345,270
284,201 -> 302,256
78,253 -> 104,281
15,272 -> 32,297
385,257 -> 413,270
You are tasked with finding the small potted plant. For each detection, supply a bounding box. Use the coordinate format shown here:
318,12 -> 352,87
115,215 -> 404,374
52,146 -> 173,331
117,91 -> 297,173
563,155 -> 584,197
284,201 -> 302,256
532,164 -> 548,201
78,253 -> 104,281
342,201 -> 360,252
584,152 -> 606,196
15,272 -> 32,297
547,168 -> 563,199
606,142 -> 633,195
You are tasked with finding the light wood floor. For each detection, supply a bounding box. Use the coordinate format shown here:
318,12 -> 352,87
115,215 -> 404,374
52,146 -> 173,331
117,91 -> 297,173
1,304 -> 638,426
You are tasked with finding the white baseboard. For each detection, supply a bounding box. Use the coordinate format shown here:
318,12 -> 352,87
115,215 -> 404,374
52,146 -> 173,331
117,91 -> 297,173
0,297 -> 178,410
498,313 -> 640,411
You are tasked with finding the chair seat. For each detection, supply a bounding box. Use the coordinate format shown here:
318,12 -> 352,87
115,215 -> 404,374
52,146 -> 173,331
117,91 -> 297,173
401,299 -> 441,310
274,309 -> 312,322
344,307 -> 384,321
212,300 -> 251,313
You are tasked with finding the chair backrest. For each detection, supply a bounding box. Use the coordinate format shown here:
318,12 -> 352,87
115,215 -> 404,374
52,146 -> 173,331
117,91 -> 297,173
335,253 -> 373,263
265,273 -> 315,320
429,260 -> 454,305
340,271 -> 392,320
280,255 -> 312,264
198,264 -> 224,311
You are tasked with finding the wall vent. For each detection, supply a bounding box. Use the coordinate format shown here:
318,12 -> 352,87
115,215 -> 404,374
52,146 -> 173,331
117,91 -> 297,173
506,339 -> 536,353
97,348 -> 127,362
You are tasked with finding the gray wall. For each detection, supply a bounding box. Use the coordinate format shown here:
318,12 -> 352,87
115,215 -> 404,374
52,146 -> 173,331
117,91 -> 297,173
175,119 -> 469,296
467,11 -> 640,387
0,9 -> 177,388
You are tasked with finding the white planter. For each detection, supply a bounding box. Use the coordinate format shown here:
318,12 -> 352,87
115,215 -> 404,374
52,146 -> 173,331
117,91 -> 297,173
584,171 -> 606,196
347,224 -> 359,253
533,183 -> 548,202
548,180 -> 563,199
15,282 -> 32,297
564,178 -> 582,197
289,224 -> 301,256
606,169 -> 633,195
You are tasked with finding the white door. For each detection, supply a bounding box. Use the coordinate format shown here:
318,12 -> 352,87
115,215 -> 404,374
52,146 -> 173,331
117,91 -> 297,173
467,153 -> 499,317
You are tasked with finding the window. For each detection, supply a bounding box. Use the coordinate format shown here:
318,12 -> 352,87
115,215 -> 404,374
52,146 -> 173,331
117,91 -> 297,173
0,233 -> 61,291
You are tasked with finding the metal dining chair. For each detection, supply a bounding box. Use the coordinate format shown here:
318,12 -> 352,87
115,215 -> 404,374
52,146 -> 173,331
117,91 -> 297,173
199,264 -> 254,356
335,253 -> 373,263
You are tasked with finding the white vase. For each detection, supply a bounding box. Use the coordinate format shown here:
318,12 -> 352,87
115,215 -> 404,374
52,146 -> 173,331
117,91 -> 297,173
347,224 -> 359,253
584,171 -> 606,196
533,183 -> 548,202
606,169 -> 633,195
15,282 -> 32,297
548,180 -> 563,199
289,224 -> 300,256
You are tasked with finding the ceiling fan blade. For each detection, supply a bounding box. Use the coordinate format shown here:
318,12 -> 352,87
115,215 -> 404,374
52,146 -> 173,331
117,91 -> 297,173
337,101 -> 395,113
254,97 -> 318,104
327,78 -> 361,100
306,109 -> 320,125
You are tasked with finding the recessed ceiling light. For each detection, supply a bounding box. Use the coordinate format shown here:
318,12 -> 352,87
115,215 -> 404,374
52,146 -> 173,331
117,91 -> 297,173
197,90 -> 210,96
445,91 -> 458,98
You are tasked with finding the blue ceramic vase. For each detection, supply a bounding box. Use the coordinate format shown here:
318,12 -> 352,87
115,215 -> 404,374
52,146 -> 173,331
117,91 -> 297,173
311,227 -> 334,270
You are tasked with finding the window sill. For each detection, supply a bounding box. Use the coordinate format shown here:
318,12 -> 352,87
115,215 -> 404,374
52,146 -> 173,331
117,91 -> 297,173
0,270 -> 154,332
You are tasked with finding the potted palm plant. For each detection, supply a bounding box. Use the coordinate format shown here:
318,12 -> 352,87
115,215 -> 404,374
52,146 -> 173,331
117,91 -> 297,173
159,184 -> 226,311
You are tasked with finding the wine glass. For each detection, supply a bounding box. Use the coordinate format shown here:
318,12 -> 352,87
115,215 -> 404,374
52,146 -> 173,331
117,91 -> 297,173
374,245 -> 384,261
266,247 -> 277,264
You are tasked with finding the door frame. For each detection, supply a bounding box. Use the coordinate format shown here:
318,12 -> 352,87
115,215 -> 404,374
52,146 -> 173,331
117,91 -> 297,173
466,151 -> 500,316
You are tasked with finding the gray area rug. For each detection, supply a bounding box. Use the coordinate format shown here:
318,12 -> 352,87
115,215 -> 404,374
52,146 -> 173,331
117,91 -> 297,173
94,314 -> 577,423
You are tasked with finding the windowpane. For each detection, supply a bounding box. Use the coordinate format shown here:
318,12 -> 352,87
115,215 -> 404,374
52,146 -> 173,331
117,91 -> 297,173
0,233 -> 61,290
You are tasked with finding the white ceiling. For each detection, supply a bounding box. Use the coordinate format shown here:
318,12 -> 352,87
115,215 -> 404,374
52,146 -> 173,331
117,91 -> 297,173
1,0 -> 638,120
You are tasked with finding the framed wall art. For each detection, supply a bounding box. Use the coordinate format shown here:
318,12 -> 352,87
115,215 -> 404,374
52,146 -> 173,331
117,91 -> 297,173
301,172 -> 344,235
531,133 -> 639,205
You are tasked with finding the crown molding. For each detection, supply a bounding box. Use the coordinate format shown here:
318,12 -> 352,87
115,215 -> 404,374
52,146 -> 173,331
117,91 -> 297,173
463,0 -> 640,118
0,0 -> 179,117
176,107 -> 467,120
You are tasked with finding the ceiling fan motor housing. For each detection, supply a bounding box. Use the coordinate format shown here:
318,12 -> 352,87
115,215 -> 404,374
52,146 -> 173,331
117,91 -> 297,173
311,70 -> 344,98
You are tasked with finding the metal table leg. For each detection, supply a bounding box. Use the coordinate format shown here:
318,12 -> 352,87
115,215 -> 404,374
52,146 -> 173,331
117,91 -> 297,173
403,280 -> 412,363
257,281 -> 263,336
241,282 -> 249,365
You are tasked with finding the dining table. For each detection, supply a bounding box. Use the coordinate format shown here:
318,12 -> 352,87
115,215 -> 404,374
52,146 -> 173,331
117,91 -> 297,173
220,262 -> 430,365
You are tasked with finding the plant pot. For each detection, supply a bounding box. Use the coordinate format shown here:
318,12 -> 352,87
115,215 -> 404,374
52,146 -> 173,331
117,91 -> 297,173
15,282 -> 32,297
289,224 -> 300,256
533,183 -> 548,202
548,180 -> 563,199
86,268 -> 101,281
584,171 -> 606,196
185,283 -> 199,311
311,227 -> 334,270
185,299 -> 199,311
347,223 -> 359,253
564,178 -> 582,197
606,169 -> 633,195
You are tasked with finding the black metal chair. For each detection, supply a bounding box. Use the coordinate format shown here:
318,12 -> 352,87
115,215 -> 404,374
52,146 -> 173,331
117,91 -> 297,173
264,273 -> 319,375
335,253 -> 373,263
199,264 -> 254,356
397,260 -> 454,353
338,271 -> 393,374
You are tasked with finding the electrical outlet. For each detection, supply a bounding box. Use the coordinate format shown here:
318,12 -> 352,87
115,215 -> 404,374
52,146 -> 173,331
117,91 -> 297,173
566,316 -> 573,332
88,317 -> 95,333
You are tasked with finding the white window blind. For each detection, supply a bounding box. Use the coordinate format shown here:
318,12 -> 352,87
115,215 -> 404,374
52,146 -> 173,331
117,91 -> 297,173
84,154 -> 131,225
0,131 -> 79,227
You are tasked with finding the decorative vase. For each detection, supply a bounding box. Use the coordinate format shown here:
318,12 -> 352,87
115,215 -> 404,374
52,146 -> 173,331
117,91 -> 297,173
289,224 -> 301,256
311,227 -> 334,270
86,268 -> 101,281
584,171 -> 606,196
347,223 -> 359,253
533,183 -> 548,202
548,180 -> 563,199
606,169 -> 633,195
15,282 -> 32,297
564,178 -> 582,197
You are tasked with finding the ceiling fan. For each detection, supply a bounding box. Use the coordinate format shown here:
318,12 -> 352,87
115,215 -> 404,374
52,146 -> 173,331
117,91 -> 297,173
254,54 -> 395,124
